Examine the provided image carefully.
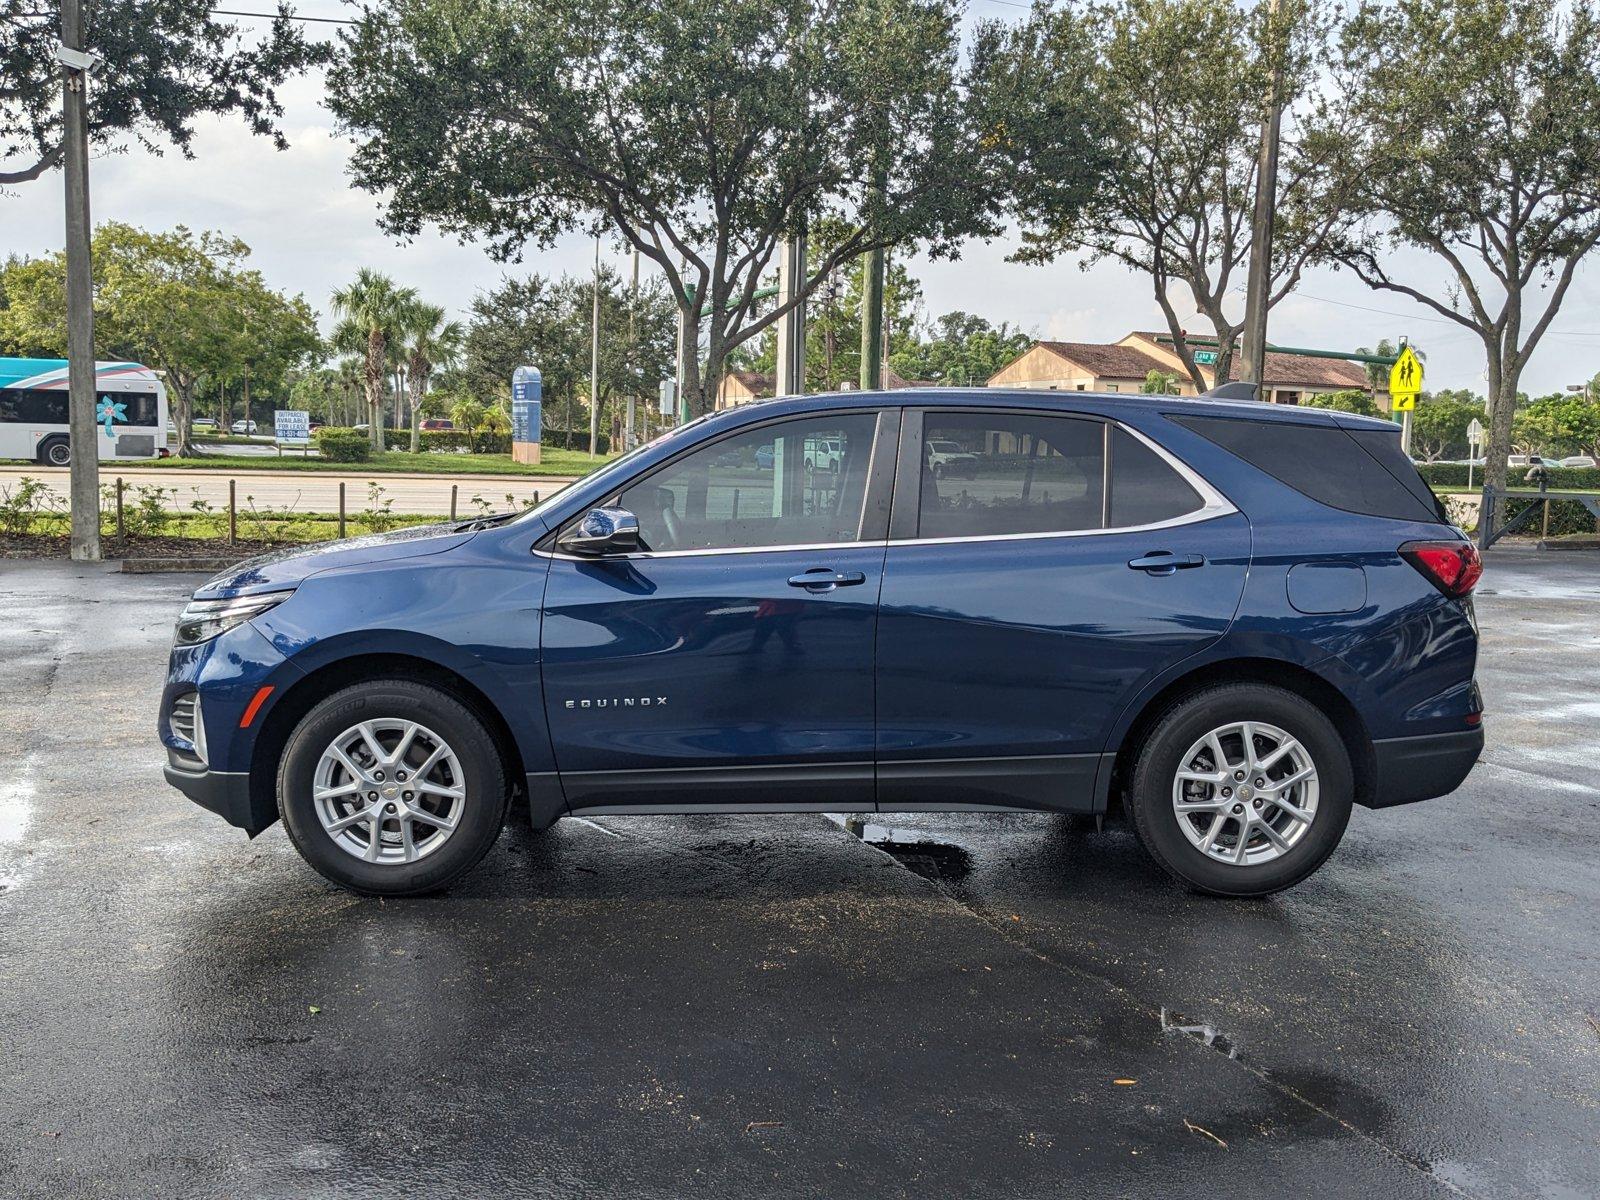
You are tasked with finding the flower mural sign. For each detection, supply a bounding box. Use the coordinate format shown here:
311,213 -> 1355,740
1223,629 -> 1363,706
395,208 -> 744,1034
95,396 -> 127,438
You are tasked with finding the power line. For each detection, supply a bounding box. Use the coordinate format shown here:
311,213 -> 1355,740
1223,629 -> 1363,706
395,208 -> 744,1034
209,7 -> 358,23
1295,289 -> 1600,341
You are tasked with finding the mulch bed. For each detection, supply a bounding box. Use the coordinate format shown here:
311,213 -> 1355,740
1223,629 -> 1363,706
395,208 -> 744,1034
1,533 -> 298,560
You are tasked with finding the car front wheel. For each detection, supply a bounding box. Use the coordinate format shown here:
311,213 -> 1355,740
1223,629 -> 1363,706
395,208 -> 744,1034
1126,683 -> 1353,897
277,680 -> 508,896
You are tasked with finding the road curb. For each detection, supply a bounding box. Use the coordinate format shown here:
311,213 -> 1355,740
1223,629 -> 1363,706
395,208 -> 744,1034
120,557 -> 236,574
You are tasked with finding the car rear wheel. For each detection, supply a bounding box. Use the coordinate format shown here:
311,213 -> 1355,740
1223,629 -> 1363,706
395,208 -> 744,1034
277,680 -> 508,896
1126,683 -> 1352,897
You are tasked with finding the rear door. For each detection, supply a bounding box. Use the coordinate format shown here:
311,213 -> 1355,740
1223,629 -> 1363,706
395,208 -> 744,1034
875,408 -> 1249,812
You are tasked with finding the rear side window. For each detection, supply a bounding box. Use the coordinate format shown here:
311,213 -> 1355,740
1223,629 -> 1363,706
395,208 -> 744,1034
918,412 -> 1104,538
1109,426 -> 1204,527
1171,414 -> 1444,523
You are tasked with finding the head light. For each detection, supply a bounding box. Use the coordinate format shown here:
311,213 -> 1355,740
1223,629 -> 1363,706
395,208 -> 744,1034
174,591 -> 292,646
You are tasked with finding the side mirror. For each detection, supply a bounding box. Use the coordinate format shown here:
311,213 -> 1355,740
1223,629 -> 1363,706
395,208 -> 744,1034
559,506 -> 641,556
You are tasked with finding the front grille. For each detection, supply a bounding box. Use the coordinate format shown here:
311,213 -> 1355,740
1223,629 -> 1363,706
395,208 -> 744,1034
169,692 -> 206,768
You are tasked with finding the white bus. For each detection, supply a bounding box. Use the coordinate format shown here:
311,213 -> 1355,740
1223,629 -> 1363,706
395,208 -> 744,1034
0,357 -> 170,466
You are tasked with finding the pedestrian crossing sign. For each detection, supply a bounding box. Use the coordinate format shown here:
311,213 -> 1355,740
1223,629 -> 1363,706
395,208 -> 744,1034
1389,346 -> 1422,411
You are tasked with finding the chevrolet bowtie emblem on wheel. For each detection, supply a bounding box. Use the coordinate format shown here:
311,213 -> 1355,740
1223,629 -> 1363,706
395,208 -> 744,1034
564,697 -> 668,709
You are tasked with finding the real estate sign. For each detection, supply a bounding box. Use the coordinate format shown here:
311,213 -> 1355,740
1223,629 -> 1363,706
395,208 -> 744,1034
274,410 -> 310,443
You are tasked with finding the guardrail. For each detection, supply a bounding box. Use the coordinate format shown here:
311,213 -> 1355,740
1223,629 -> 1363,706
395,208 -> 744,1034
1477,478 -> 1600,549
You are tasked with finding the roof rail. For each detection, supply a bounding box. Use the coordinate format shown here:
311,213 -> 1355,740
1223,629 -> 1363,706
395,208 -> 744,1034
1203,381 -> 1257,401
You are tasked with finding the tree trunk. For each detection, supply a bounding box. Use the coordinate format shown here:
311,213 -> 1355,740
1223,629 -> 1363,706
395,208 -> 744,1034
408,368 -> 425,454
1482,365 -> 1515,500
366,330 -> 386,454
681,307 -> 708,418
173,381 -> 198,457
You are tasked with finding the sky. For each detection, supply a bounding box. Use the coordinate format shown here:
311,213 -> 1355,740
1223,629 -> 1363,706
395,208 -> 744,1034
5,2 -> 1600,396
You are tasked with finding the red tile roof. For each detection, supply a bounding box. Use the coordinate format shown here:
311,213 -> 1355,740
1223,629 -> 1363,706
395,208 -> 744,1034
1032,341 -> 1167,379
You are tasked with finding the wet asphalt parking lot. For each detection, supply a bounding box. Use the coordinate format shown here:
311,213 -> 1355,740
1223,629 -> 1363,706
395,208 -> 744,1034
0,548 -> 1596,1199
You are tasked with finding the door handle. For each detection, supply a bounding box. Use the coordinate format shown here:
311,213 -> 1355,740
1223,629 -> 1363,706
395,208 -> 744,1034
788,568 -> 867,591
1127,551 -> 1205,575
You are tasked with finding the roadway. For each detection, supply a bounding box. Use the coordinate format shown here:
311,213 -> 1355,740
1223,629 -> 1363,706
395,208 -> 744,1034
0,464 -> 580,516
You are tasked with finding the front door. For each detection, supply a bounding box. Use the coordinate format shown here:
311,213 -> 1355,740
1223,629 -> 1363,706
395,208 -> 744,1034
875,408 -> 1249,812
540,408 -> 898,813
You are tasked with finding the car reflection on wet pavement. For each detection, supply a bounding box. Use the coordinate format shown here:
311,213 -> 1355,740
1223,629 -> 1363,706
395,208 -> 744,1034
0,548 -> 1595,1199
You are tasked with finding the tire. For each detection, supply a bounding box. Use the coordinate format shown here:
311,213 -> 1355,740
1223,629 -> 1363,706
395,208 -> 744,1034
1125,683 -> 1353,897
277,680 -> 509,896
39,436 -> 71,467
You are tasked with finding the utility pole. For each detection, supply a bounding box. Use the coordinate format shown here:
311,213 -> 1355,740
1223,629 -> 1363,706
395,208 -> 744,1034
859,245 -> 884,392
588,235 -> 601,456
626,249 -> 638,448
774,230 -> 807,396
1239,0 -> 1284,391
60,0 -> 100,561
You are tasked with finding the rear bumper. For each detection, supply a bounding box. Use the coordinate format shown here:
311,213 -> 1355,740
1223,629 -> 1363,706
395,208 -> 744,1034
164,761 -> 275,836
1366,727 -> 1484,809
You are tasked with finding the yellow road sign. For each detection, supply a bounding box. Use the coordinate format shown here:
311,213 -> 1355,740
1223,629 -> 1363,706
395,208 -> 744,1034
1389,346 -> 1423,411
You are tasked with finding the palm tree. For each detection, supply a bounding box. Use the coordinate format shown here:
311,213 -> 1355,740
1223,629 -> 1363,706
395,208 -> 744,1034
396,301 -> 466,453
331,269 -> 417,454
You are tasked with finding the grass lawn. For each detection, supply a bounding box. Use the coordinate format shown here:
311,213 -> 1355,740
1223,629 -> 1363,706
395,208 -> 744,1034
0,448 -> 614,477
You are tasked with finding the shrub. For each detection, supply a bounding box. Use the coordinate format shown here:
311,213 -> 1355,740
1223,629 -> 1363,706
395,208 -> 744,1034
1417,462 -> 1600,490
383,427 -> 513,454
316,427 -> 372,462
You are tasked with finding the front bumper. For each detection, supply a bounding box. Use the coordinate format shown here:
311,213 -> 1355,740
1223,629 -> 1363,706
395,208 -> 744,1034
1367,726 -> 1484,808
164,761 -> 275,836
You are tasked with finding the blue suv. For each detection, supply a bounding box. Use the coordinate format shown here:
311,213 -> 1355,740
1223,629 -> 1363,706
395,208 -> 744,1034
160,390 -> 1483,897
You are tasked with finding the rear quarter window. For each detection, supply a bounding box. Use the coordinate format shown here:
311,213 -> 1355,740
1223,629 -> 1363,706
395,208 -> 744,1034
1171,414 -> 1445,524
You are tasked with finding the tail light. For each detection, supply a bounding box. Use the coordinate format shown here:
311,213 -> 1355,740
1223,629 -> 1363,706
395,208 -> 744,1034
1400,540 -> 1482,598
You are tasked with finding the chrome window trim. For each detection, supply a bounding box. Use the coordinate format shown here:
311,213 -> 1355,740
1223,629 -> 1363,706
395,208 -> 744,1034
535,417 -> 1235,561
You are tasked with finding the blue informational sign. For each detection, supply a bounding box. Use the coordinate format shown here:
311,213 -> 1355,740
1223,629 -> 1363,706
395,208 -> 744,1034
511,366 -> 542,445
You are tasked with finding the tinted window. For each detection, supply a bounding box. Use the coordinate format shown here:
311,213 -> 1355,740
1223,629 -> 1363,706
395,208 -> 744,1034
616,412 -> 878,552
1172,414 -> 1443,523
0,387 -> 69,424
1109,426 -> 1204,527
108,391 -> 160,427
918,412 -> 1104,538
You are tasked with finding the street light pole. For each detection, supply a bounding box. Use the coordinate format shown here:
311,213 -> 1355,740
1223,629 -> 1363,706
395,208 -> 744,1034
1239,0 -> 1284,391
60,0 -> 100,561
589,235 -> 601,456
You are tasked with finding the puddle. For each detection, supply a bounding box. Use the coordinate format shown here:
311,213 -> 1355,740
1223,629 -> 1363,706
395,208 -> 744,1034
1161,1006 -> 1239,1059
0,764 -> 37,894
826,814 -> 972,884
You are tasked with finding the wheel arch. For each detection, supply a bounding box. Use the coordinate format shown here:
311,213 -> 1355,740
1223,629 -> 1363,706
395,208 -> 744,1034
248,652 -> 532,830
1105,656 -> 1376,815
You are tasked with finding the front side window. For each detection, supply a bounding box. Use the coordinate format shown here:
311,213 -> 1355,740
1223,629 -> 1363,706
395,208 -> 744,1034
616,412 -> 879,552
917,412 -> 1105,538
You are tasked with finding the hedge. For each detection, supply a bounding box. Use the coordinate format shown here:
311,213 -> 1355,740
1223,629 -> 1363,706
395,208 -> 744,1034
315,427 -> 372,463
1415,462 -> 1600,490
381,428 -> 513,454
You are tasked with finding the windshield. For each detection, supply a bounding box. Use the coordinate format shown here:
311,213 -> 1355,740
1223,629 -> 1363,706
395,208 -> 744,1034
513,415 -> 714,525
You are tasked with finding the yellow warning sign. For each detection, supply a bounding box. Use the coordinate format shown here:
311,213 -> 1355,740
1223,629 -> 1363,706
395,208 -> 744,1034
1389,345 -> 1423,411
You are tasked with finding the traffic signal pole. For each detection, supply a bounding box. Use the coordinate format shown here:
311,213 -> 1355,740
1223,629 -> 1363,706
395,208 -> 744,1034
60,0 -> 100,561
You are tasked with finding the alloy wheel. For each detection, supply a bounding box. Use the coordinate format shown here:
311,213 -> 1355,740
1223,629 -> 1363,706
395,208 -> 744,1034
1171,720 -> 1319,867
312,718 -> 466,865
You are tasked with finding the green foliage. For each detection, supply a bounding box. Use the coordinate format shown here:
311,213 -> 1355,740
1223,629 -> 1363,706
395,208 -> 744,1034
381,428 -> 515,455
0,3 -> 325,187
332,268 -> 418,454
1301,388 -> 1382,416
0,223 -> 321,454
1417,462 -> 1600,489
315,427 -> 373,463
995,0 -> 1344,388
1323,0 -> 1600,495
1140,370 -> 1182,396
328,0 -> 1007,415
1513,395 -> 1600,458
1410,395 -> 1483,461
360,482 -> 397,534
0,476 -> 62,538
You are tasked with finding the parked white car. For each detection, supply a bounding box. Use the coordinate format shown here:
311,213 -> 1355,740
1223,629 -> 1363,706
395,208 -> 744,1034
926,438 -> 980,479
1558,455 -> 1597,469
230,419 -> 259,435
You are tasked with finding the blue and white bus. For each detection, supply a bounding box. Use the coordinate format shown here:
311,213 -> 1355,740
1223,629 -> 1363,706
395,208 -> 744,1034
0,357 -> 170,466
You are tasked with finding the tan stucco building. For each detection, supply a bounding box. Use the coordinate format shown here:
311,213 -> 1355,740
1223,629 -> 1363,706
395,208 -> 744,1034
987,331 -> 1387,409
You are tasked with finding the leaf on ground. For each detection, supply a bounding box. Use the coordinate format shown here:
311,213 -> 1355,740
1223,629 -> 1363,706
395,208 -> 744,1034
1183,1118 -> 1227,1148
